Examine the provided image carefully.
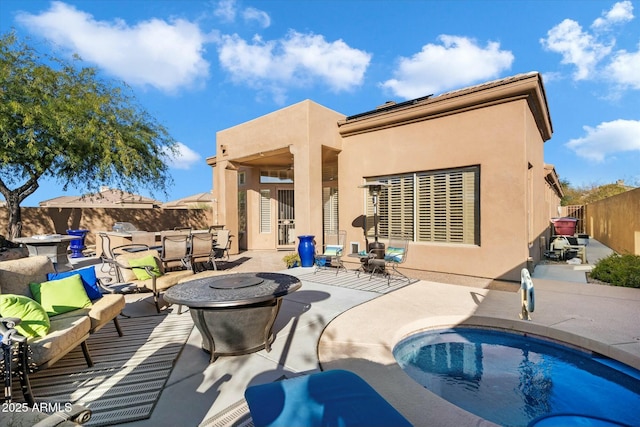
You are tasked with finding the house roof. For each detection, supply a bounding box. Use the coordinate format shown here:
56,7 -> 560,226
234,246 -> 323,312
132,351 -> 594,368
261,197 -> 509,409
39,187 -> 161,208
338,72 -> 553,141
162,192 -> 216,209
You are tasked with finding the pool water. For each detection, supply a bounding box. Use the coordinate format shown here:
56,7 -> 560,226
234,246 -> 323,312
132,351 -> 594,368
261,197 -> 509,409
393,328 -> 640,427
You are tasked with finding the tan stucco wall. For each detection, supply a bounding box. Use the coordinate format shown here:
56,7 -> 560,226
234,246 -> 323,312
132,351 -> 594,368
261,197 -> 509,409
214,100 -> 345,253
339,99 -> 549,281
585,187 -> 640,255
1,207 -> 212,247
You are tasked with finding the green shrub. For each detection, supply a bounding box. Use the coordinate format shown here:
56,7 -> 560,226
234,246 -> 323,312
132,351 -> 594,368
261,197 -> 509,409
590,253 -> 640,288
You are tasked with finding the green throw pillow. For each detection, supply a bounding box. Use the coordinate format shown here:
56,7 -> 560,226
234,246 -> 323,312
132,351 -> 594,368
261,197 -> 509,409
30,274 -> 92,317
128,254 -> 162,281
0,294 -> 50,338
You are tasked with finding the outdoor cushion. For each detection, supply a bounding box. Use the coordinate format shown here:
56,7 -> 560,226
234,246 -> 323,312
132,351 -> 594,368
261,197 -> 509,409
133,269 -> 194,291
323,245 -> 343,256
384,247 -> 404,263
29,315 -> 91,367
54,293 -> 125,333
30,274 -> 93,317
0,255 -> 54,297
47,266 -> 102,300
128,254 -> 163,280
244,369 -> 412,427
0,294 -> 50,338
117,250 -> 163,282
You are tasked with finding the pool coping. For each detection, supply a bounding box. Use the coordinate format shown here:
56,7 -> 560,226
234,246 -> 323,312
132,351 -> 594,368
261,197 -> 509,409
318,278 -> 640,427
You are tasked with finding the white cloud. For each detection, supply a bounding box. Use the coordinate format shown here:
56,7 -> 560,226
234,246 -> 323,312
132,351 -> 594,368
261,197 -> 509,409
165,142 -> 202,169
566,119 -> 640,162
592,0 -> 634,29
214,0 -> 236,22
380,35 -> 513,99
243,7 -> 270,28
540,19 -> 612,80
606,46 -> 640,89
541,1 -> 636,85
217,30 -> 371,101
16,1 -> 209,93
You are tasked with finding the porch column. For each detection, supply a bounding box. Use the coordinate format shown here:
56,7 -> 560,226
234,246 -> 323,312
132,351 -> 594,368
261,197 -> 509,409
291,143 -> 323,242
214,160 -> 239,254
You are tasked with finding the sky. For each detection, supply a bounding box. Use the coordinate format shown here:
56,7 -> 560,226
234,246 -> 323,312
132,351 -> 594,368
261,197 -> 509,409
1,0 -> 639,206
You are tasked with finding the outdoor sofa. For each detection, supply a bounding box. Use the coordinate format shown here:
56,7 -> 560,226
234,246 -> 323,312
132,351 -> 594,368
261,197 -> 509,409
0,255 -> 125,404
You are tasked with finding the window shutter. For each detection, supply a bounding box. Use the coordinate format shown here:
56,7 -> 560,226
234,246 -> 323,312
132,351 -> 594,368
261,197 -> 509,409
323,187 -> 339,233
260,189 -> 271,233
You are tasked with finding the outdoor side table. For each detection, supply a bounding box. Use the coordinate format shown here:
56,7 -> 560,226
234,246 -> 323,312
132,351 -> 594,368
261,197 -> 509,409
164,272 -> 301,363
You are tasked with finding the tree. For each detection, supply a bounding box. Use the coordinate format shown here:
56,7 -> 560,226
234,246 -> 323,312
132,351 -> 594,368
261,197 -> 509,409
0,32 -> 178,238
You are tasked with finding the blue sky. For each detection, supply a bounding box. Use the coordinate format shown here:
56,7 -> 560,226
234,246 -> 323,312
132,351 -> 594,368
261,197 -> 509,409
1,0 -> 639,206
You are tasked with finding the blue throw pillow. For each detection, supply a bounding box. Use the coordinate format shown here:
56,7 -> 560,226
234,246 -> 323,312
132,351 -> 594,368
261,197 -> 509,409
47,266 -> 102,300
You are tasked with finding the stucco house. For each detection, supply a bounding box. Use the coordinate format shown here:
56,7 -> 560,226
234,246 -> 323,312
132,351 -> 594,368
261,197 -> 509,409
208,72 -> 563,281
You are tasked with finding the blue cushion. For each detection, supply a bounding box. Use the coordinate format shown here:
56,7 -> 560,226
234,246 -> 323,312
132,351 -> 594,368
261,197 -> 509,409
384,247 -> 405,263
323,245 -> 343,256
245,369 -> 411,427
47,266 -> 102,300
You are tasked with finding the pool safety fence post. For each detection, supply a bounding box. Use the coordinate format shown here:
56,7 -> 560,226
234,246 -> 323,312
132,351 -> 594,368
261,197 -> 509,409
520,268 -> 535,321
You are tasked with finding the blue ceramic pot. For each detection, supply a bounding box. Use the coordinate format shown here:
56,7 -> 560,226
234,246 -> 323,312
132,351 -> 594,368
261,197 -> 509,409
66,229 -> 89,258
297,235 -> 316,267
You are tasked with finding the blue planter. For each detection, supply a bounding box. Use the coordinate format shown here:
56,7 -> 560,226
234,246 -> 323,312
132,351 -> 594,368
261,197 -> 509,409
66,229 -> 89,258
297,235 -> 316,267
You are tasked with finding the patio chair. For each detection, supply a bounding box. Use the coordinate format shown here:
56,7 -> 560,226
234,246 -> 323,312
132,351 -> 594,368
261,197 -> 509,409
98,232 -> 117,277
160,233 -> 191,271
315,230 -> 347,275
368,236 -> 410,285
107,248 -> 193,313
213,229 -> 232,262
130,231 -> 161,250
190,232 -> 216,272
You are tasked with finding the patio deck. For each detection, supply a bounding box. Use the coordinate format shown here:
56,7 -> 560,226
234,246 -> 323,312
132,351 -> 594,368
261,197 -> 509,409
17,241 -> 639,426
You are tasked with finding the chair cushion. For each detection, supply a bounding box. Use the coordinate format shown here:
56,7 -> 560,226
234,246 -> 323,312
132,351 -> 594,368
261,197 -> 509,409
29,315 -> 91,367
0,255 -> 54,297
116,250 -> 162,282
128,254 -> 163,280
0,294 -> 50,338
134,269 -> 194,291
384,247 -> 405,262
47,266 -> 102,300
30,274 -> 92,317
323,245 -> 343,256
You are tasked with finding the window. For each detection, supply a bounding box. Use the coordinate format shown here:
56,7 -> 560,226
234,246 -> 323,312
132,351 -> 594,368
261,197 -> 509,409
323,187 -> 339,233
260,169 -> 293,184
367,166 -> 479,245
259,189 -> 271,233
238,172 -> 246,186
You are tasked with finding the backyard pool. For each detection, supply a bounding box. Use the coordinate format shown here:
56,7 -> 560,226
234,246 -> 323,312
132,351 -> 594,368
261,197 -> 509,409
393,328 -> 640,427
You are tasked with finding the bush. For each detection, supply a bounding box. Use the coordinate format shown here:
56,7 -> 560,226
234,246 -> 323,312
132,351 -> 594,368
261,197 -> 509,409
590,253 -> 640,288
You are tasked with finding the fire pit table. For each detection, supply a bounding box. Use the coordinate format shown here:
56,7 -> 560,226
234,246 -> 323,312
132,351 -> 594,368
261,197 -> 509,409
164,272 -> 301,363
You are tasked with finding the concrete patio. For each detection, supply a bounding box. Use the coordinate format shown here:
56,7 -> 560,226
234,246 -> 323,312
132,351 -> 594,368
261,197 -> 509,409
67,240 -> 639,426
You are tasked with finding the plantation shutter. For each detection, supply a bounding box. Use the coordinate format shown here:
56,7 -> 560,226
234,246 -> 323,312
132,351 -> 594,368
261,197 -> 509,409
259,189 -> 271,233
416,167 -> 478,244
323,187 -> 339,233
